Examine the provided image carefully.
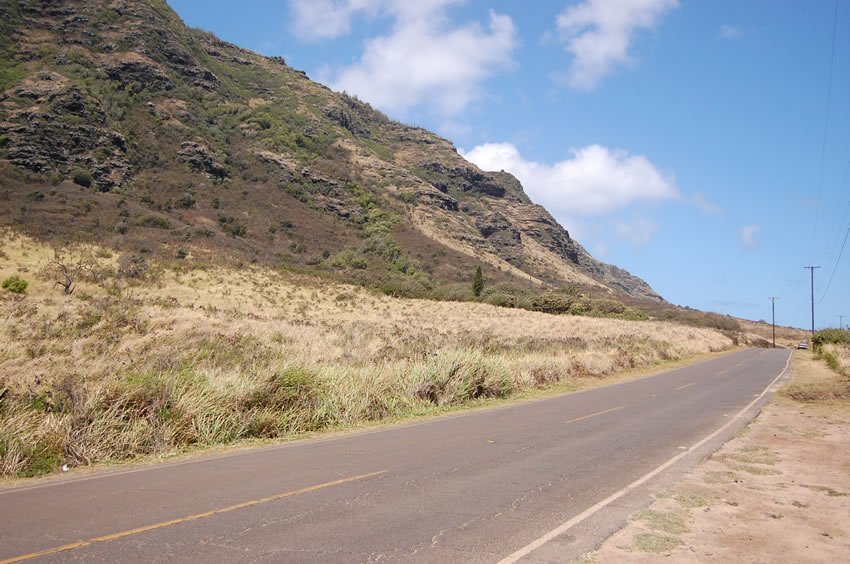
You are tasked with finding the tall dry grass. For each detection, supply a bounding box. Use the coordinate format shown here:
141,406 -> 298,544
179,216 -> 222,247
0,233 -> 733,477
821,343 -> 850,377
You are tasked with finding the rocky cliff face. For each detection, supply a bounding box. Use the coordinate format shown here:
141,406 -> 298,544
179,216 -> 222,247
0,0 -> 662,301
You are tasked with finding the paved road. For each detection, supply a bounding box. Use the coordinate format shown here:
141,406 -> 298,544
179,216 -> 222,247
0,348 -> 790,563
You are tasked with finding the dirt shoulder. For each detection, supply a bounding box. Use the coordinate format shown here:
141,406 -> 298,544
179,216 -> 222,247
591,349 -> 850,562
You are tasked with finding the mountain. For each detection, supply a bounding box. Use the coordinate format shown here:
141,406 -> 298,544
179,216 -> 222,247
0,0 -> 662,302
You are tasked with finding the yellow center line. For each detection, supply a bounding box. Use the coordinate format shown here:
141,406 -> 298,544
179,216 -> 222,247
565,405 -> 625,424
1,470 -> 387,564
675,382 -> 697,391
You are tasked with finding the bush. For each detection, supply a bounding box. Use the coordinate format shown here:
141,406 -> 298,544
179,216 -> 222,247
812,329 -> 850,352
1,275 -> 27,294
72,170 -> 92,188
530,292 -> 574,314
483,292 -> 518,308
137,214 -> 170,229
430,283 -> 476,302
481,283 -> 526,298
329,250 -> 368,270
380,276 -> 430,298
590,299 -> 626,316
218,215 -> 247,237
173,193 -> 196,209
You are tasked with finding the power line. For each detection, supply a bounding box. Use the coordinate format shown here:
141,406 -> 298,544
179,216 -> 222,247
812,0 -> 840,248
825,159 -> 850,255
819,227 -> 850,303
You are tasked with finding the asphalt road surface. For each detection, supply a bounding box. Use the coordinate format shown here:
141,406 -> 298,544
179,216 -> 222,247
0,348 -> 791,563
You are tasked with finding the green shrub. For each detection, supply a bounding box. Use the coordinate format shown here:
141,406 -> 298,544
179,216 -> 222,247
380,276 -> 429,298
590,299 -> 626,316
137,214 -> 170,229
72,170 -> 92,188
530,292 -> 574,314
1,275 -> 27,294
812,329 -> 850,352
329,250 -> 369,270
430,283 -> 476,302
481,283 -> 530,299
483,292 -> 517,308
217,215 -> 247,237
174,192 -> 196,209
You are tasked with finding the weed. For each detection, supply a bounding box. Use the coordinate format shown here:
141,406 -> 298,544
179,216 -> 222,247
732,464 -> 780,476
703,471 -> 741,484
729,445 -> 778,466
631,533 -> 682,553
633,509 -> 689,535
2,275 -> 27,294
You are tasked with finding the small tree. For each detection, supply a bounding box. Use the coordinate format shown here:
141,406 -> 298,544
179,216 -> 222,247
48,249 -> 95,295
472,266 -> 484,297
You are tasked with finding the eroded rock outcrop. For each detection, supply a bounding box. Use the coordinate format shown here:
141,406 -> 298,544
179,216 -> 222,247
0,72 -> 130,190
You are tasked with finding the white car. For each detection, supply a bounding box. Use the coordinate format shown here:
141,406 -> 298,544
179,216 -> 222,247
797,342 -> 808,350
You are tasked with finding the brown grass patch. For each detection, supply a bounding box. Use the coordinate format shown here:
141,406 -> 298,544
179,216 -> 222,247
0,232 -> 734,477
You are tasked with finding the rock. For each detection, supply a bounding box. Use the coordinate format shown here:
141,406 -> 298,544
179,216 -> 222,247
325,106 -> 370,137
104,55 -> 174,93
416,190 -> 459,212
475,212 -> 521,242
0,72 -> 130,190
177,142 -> 228,179
418,161 -> 506,197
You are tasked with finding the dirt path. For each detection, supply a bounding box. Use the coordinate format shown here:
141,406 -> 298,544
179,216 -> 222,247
591,350 -> 850,563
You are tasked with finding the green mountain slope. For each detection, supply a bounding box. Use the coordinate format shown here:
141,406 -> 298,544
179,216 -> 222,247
0,0 -> 662,301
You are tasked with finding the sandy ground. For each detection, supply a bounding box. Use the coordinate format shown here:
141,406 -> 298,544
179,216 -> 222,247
591,350 -> 850,563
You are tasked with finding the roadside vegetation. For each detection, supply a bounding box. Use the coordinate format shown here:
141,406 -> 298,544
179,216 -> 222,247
781,329 -> 850,404
0,232 -> 734,478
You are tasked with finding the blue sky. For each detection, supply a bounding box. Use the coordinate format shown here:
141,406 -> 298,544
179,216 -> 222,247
169,0 -> 850,330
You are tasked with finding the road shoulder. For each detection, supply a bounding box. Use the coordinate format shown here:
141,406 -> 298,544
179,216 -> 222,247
589,350 -> 850,562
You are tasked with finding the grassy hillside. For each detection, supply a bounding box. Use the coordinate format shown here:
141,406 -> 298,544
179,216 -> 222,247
0,232 -> 732,477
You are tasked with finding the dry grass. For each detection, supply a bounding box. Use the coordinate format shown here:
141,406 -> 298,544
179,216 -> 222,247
781,348 -> 850,405
0,231 -> 733,477
821,343 -> 850,377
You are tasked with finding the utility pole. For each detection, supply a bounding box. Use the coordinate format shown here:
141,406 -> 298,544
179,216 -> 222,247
769,297 -> 778,348
840,315 -> 844,330
804,266 -> 820,337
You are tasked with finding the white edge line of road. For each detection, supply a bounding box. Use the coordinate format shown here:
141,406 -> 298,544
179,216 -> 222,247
0,349 -> 754,496
498,349 -> 793,564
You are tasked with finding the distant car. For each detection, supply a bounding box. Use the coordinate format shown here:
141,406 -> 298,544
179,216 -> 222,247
797,342 -> 808,350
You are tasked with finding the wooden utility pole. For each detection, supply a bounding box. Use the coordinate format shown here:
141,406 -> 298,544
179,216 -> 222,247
769,297 -> 778,348
804,266 -> 820,337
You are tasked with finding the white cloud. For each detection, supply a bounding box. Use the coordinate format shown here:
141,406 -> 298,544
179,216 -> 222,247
289,0 -> 459,40
289,0 -> 518,116
740,224 -> 760,249
689,192 -> 722,214
615,216 -> 657,245
461,142 -> 679,216
556,0 -> 678,90
719,24 -> 742,39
